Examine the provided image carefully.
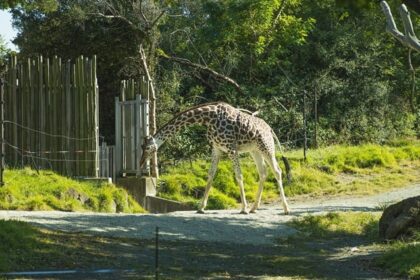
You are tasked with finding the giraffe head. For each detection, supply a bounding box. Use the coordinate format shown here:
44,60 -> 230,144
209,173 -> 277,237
139,136 -> 158,169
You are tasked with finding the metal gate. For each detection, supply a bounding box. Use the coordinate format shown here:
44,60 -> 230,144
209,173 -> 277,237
115,95 -> 149,177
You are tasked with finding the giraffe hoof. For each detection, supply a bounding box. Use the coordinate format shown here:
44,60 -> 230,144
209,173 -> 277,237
239,210 -> 249,215
250,209 -> 257,214
284,209 -> 290,215
196,209 -> 205,214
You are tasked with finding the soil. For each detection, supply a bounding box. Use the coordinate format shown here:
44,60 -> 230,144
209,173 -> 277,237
1,184 -> 419,279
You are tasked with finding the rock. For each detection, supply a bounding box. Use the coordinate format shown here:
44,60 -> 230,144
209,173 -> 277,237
64,188 -> 90,205
379,195 -> 420,240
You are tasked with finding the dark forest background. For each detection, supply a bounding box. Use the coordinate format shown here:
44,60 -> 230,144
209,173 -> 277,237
1,0 -> 419,162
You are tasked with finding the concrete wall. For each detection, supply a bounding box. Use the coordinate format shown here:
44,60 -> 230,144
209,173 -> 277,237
116,177 -> 156,207
116,176 -> 194,213
145,196 -> 194,214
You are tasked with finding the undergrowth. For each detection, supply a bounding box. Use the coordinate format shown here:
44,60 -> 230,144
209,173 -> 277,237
159,139 -> 420,209
0,168 -> 144,213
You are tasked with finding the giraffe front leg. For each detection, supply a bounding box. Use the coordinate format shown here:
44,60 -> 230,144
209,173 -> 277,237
230,151 -> 248,214
197,148 -> 221,214
250,152 -> 267,213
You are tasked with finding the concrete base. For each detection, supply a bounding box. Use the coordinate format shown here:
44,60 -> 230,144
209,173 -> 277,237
115,176 -> 194,213
145,196 -> 194,213
116,177 -> 157,207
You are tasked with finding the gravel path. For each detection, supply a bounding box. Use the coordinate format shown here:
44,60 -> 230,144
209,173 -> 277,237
1,184 -> 419,246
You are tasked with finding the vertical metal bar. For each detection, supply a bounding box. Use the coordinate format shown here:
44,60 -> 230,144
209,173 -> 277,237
115,97 -> 122,177
135,95 -> 141,174
143,100 -> 150,175
93,56 -> 99,178
0,78 -> 5,186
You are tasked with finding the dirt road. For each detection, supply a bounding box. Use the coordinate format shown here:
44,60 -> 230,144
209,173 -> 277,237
1,184 -> 418,279
0,184 -> 418,245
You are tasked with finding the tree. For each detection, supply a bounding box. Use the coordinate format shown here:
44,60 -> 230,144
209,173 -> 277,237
0,0 -> 57,12
380,0 -> 420,131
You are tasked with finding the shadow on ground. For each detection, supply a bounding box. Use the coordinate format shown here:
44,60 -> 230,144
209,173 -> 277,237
2,214 -> 394,280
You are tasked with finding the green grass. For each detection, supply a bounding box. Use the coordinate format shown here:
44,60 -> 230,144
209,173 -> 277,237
0,168 -> 144,213
377,231 -> 420,279
0,220 -> 148,273
288,212 -> 420,279
159,139 -> 420,209
288,212 -> 379,240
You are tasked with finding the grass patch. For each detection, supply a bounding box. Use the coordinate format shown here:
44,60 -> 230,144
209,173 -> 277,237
0,168 -> 144,213
0,220 -> 149,273
288,212 -> 420,279
159,139 -> 420,209
377,231 -> 420,279
288,212 -> 380,240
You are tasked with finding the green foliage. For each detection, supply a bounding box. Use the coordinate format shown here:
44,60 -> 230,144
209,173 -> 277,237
0,0 -> 58,12
0,168 -> 144,213
159,140 -> 420,209
9,0 -> 420,153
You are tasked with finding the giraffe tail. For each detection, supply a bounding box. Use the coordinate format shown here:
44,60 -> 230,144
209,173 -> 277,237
271,129 -> 293,183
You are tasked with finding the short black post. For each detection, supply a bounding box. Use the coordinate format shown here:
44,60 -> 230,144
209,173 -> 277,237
0,78 -> 4,186
155,226 -> 159,280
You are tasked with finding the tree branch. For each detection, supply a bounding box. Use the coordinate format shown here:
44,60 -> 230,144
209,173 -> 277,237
160,53 -> 243,94
150,10 -> 165,29
273,0 -> 288,27
92,12 -> 136,27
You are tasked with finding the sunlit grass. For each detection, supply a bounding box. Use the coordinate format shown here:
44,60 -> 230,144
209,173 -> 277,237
0,168 -> 144,213
288,212 -> 380,240
159,139 -> 420,209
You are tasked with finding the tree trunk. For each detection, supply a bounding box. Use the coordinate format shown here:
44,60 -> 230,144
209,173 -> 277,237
140,45 -> 159,178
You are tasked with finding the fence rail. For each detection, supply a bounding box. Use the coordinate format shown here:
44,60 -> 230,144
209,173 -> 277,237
4,54 -> 99,177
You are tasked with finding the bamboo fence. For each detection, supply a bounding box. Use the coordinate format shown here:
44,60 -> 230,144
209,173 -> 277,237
4,54 -> 99,177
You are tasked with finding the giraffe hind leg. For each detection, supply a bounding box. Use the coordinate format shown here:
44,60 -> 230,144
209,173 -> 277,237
250,151 -> 267,213
264,153 -> 290,215
229,150 -> 248,214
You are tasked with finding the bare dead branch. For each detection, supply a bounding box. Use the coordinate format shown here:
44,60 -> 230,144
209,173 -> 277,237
380,1 -> 420,52
192,72 -> 215,91
160,54 -> 243,94
92,12 -> 136,27
273,0 -> 288,27
139,0 -> 149,24
150,10 -> 165,29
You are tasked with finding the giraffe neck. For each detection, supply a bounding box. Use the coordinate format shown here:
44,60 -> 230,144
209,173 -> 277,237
154,104 -> 218,148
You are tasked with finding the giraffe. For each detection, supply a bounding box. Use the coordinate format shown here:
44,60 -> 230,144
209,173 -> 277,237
139,102 -> 290,215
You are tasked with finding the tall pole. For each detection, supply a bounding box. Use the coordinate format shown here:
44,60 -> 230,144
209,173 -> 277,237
303,90 -> 307,161
139,45 -> 158,178
0,78 -> 5,186
155,226 -> 159,280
